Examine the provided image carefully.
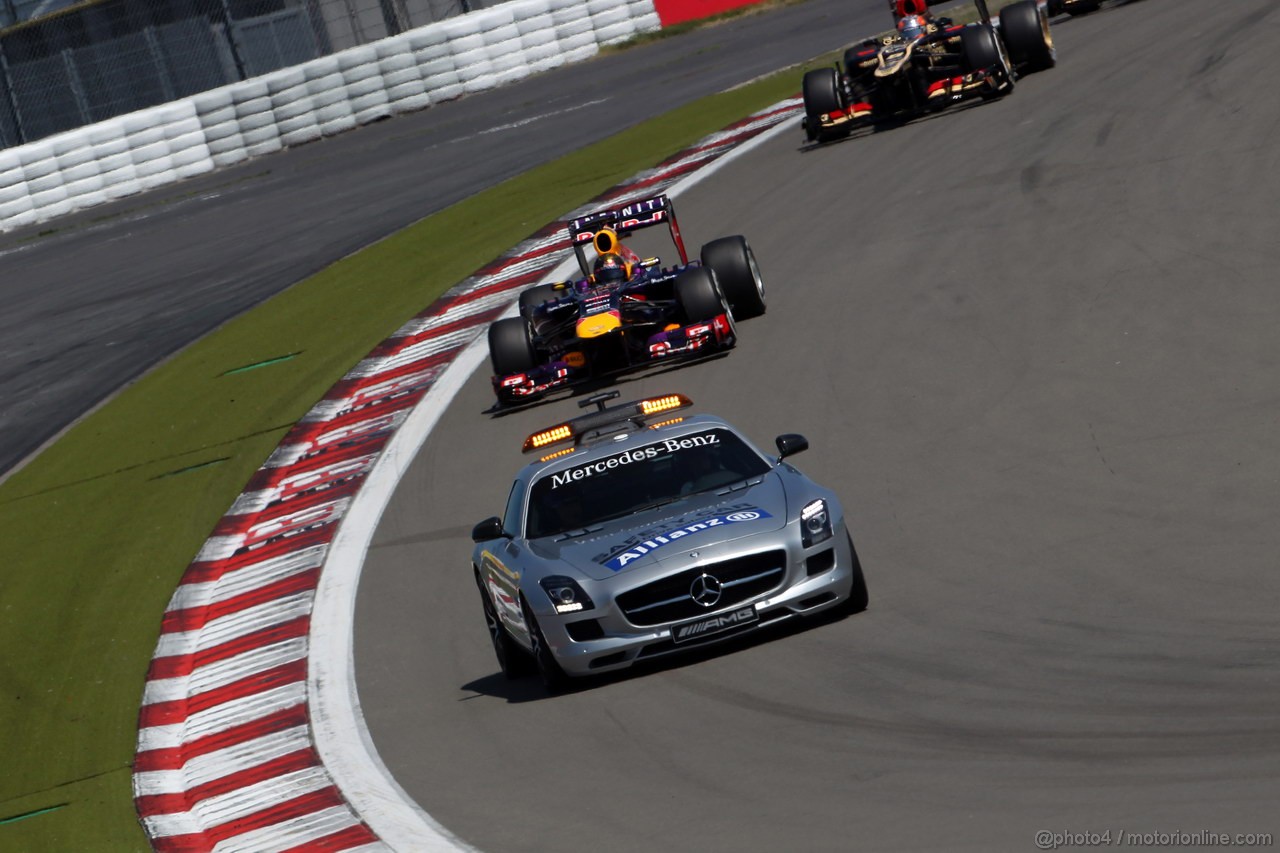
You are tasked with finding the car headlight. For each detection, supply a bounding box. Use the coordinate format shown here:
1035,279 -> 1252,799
801,499 -> 833,548
540,576 -> 595,614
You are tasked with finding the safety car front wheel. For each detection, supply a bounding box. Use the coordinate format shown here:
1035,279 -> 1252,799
521,596 -> 569,694
701,236 -> 766,321
476,574 -> 528,679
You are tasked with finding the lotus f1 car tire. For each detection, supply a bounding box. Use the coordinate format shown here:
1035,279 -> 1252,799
961,24 -> 1014,98
802,68 -> 849,142
476,574 -> 529,679
701,236 -> 766,321
674,267 -> 727,325
1000,0 -> 1056,72
522,595 -> 569,694
488,316 -> 538,377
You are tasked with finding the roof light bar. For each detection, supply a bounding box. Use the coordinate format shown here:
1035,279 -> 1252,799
522,393 -> 694,452
523,424 -> 573,453
640,395 -> 689,416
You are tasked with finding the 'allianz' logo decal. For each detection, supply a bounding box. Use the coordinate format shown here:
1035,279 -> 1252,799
602,509 -> 771,571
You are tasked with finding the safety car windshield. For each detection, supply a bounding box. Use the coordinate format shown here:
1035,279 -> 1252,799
526,428 -> 771,539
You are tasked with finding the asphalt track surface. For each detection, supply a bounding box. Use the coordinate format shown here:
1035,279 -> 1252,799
355,1 -> 1280,851
0,0 -> 872,479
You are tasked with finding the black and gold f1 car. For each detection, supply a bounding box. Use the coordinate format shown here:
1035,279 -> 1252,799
802,0 -> 1055,143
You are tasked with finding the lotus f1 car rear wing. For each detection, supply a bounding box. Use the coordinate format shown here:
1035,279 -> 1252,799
567,194 -> 690,278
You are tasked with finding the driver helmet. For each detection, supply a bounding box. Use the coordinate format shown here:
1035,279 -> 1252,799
592,252 -> 630,285
897,14 -> 928,40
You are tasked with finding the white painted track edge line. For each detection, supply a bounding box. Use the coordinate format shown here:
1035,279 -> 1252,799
310,106 -> 798,851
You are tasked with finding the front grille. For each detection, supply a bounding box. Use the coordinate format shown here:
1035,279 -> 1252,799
616,550 -> 787,627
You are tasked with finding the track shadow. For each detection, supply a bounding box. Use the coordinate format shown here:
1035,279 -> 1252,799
482,349 -> 733,419
460,603 -> 865,703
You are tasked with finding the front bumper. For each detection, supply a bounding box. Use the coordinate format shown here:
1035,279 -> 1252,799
533,522 -> 857,677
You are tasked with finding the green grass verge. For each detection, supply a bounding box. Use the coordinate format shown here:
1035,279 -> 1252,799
0,51 -> 836,851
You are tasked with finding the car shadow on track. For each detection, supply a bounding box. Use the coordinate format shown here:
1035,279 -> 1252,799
459,602 -> 865,703
481,350 -> 732,419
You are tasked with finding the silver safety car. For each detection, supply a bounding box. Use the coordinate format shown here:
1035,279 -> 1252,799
470,391 -> 868,692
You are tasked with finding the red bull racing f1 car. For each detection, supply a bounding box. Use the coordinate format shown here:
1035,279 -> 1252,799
802,0 -> 1056,143
486,194 -> 767,408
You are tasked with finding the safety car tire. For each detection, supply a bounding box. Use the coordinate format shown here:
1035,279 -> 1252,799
522,595 -> 569,694
831,531 -> 869,617
999,0 -> 1056,72
476,573 -> 530,679
488,316 -> 537,376
701,236 -> 766,320
674,267 -> 727,325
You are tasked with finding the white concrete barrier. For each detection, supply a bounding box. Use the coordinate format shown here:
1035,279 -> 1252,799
0,0 -> 662,233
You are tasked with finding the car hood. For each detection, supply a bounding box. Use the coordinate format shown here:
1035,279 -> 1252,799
528,473 -> 789,582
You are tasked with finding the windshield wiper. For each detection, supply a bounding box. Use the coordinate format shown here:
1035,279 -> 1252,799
589,495 -> 684,526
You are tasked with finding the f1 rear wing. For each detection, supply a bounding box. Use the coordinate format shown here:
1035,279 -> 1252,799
567,194 -> 690,277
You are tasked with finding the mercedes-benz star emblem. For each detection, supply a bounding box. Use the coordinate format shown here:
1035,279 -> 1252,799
690,573 -> 723,608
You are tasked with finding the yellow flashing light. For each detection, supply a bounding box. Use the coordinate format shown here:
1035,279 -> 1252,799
648,416 -> 685,430
523,424 -> 572,453
539,446 -> 578,462
640,394 -> 690,416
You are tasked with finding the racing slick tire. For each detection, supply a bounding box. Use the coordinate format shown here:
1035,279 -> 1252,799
961,24 -> 1014,98
802,68 -> 849,142
522,595 -> 570,694
701,236 -> 766,320
476,573 -> 530,679
488,316 -> 538,377
674,267 -> 727,325
999,0 -> 1056,72
518,283 -> 560,318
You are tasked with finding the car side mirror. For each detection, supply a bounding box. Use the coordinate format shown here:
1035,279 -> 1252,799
775,433 -> 809,460
471,516 -> 507,542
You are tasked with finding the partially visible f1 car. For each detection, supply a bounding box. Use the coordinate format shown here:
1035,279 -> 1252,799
486,194 -> 766,408
802,0 -> 1055,143
1047,0 -> 1103,16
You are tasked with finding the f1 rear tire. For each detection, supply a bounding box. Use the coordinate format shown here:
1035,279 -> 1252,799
488,316 -> 537,376
701,236 -> 766,321
1000,0 -> 1056,72
674,267 -> 726,325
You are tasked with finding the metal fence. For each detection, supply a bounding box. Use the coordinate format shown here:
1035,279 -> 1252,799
0,0 -> 497,148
